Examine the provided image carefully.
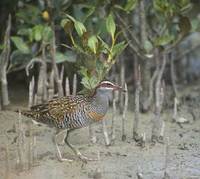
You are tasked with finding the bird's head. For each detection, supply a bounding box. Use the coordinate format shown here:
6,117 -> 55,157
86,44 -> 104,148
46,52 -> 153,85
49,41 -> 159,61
92,80 -> 126,104
95,81 -> 126,92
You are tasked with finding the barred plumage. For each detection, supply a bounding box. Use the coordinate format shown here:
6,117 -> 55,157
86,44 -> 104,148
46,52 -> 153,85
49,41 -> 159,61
21,81 -> 125,162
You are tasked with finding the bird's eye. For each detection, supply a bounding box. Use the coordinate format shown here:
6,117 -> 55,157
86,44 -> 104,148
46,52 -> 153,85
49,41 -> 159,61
105,83 -> 114,88
99,81 -> 114,88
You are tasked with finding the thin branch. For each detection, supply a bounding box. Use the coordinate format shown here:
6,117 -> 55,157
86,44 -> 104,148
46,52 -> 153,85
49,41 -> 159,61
163,34 -> 185,55
122,83 -> 128,141
26,58 -> 44,76
133,65 -> 141,140
72,73 -> 77,95
48,70 -> 55,100
116,13 -> 146,60
115,12 -> 141,47
50,22 -> 64,97
163,138 -> 170,179
41,42 -> 48,102
28,76 -> 35,108
65,77 -> 70,96
0,14 -> 11,106
139,0 -> 147,46
111,91 -> 117,144
38,68 -> 47,103
119,57 -> 125,114
170,53 -> 178,98
119,24 -> 145,60
143,50 -> 159,111
0,14 -> 11,67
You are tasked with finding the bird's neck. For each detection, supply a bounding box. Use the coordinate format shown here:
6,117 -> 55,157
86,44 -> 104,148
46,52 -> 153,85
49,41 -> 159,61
91,90 -> 110,115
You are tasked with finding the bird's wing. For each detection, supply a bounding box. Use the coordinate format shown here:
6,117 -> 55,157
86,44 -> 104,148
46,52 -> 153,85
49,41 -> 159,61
28,96 -> 88,124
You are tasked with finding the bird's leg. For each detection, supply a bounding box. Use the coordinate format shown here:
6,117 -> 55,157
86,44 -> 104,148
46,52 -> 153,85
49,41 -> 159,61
54,129 -> 73,162
56,129 -> 67,146
65,130 -> 98,162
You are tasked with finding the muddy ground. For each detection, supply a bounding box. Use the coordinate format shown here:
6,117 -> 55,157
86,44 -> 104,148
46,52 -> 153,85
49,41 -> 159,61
0,83 -> 200,179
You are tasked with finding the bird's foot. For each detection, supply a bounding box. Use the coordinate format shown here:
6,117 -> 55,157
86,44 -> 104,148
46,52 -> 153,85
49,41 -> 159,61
57,156 -> 74,162
56,143 -> 73,162
58,139 -> 65,146
151,135 -> 164,146
77,152 -> 98,163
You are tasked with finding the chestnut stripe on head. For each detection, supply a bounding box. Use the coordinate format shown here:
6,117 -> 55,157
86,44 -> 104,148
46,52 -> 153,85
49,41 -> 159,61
97,81 -> 117,89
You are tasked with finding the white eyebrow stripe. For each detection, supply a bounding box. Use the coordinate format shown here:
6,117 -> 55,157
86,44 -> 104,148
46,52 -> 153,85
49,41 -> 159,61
100,81 -> 115,86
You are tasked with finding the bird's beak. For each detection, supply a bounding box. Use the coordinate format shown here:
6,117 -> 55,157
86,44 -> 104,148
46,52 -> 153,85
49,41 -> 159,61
114,85 -> 127,93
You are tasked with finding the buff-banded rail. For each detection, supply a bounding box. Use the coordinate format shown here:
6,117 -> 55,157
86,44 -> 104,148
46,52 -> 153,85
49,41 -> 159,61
21,81 -> 126,162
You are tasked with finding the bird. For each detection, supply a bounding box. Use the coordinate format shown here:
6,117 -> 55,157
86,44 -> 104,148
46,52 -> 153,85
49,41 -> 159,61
21,80 -> 125,162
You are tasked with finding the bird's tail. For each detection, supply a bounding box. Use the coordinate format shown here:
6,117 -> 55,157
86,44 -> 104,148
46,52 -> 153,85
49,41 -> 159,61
15,109 -> 37,119
15,109 -> 43,126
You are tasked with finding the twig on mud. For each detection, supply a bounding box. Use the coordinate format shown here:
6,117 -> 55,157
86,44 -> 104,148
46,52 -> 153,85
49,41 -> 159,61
163,137 -> 170,179
172,97 -> 178,121
159,84 -> 165,139
4,141 -> 10,179
28,122 -> 33,170
95,151 -> 102,179
72,73 -> 77,95
137,172 -> 144,179
16,111 -> 25,172
136,132 -> 146,148
160,120 -> 165,141
136,165 -> 144,179
32,136 -> 37,165
28,76 -> 35,108
122,83 -> 128,141
141,133 -> 146,148
102,120 -> 110,146
65,76 -> 70,96
172,97 -> 184,128
88,151 -> 102,179
27,122 -> 37,170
